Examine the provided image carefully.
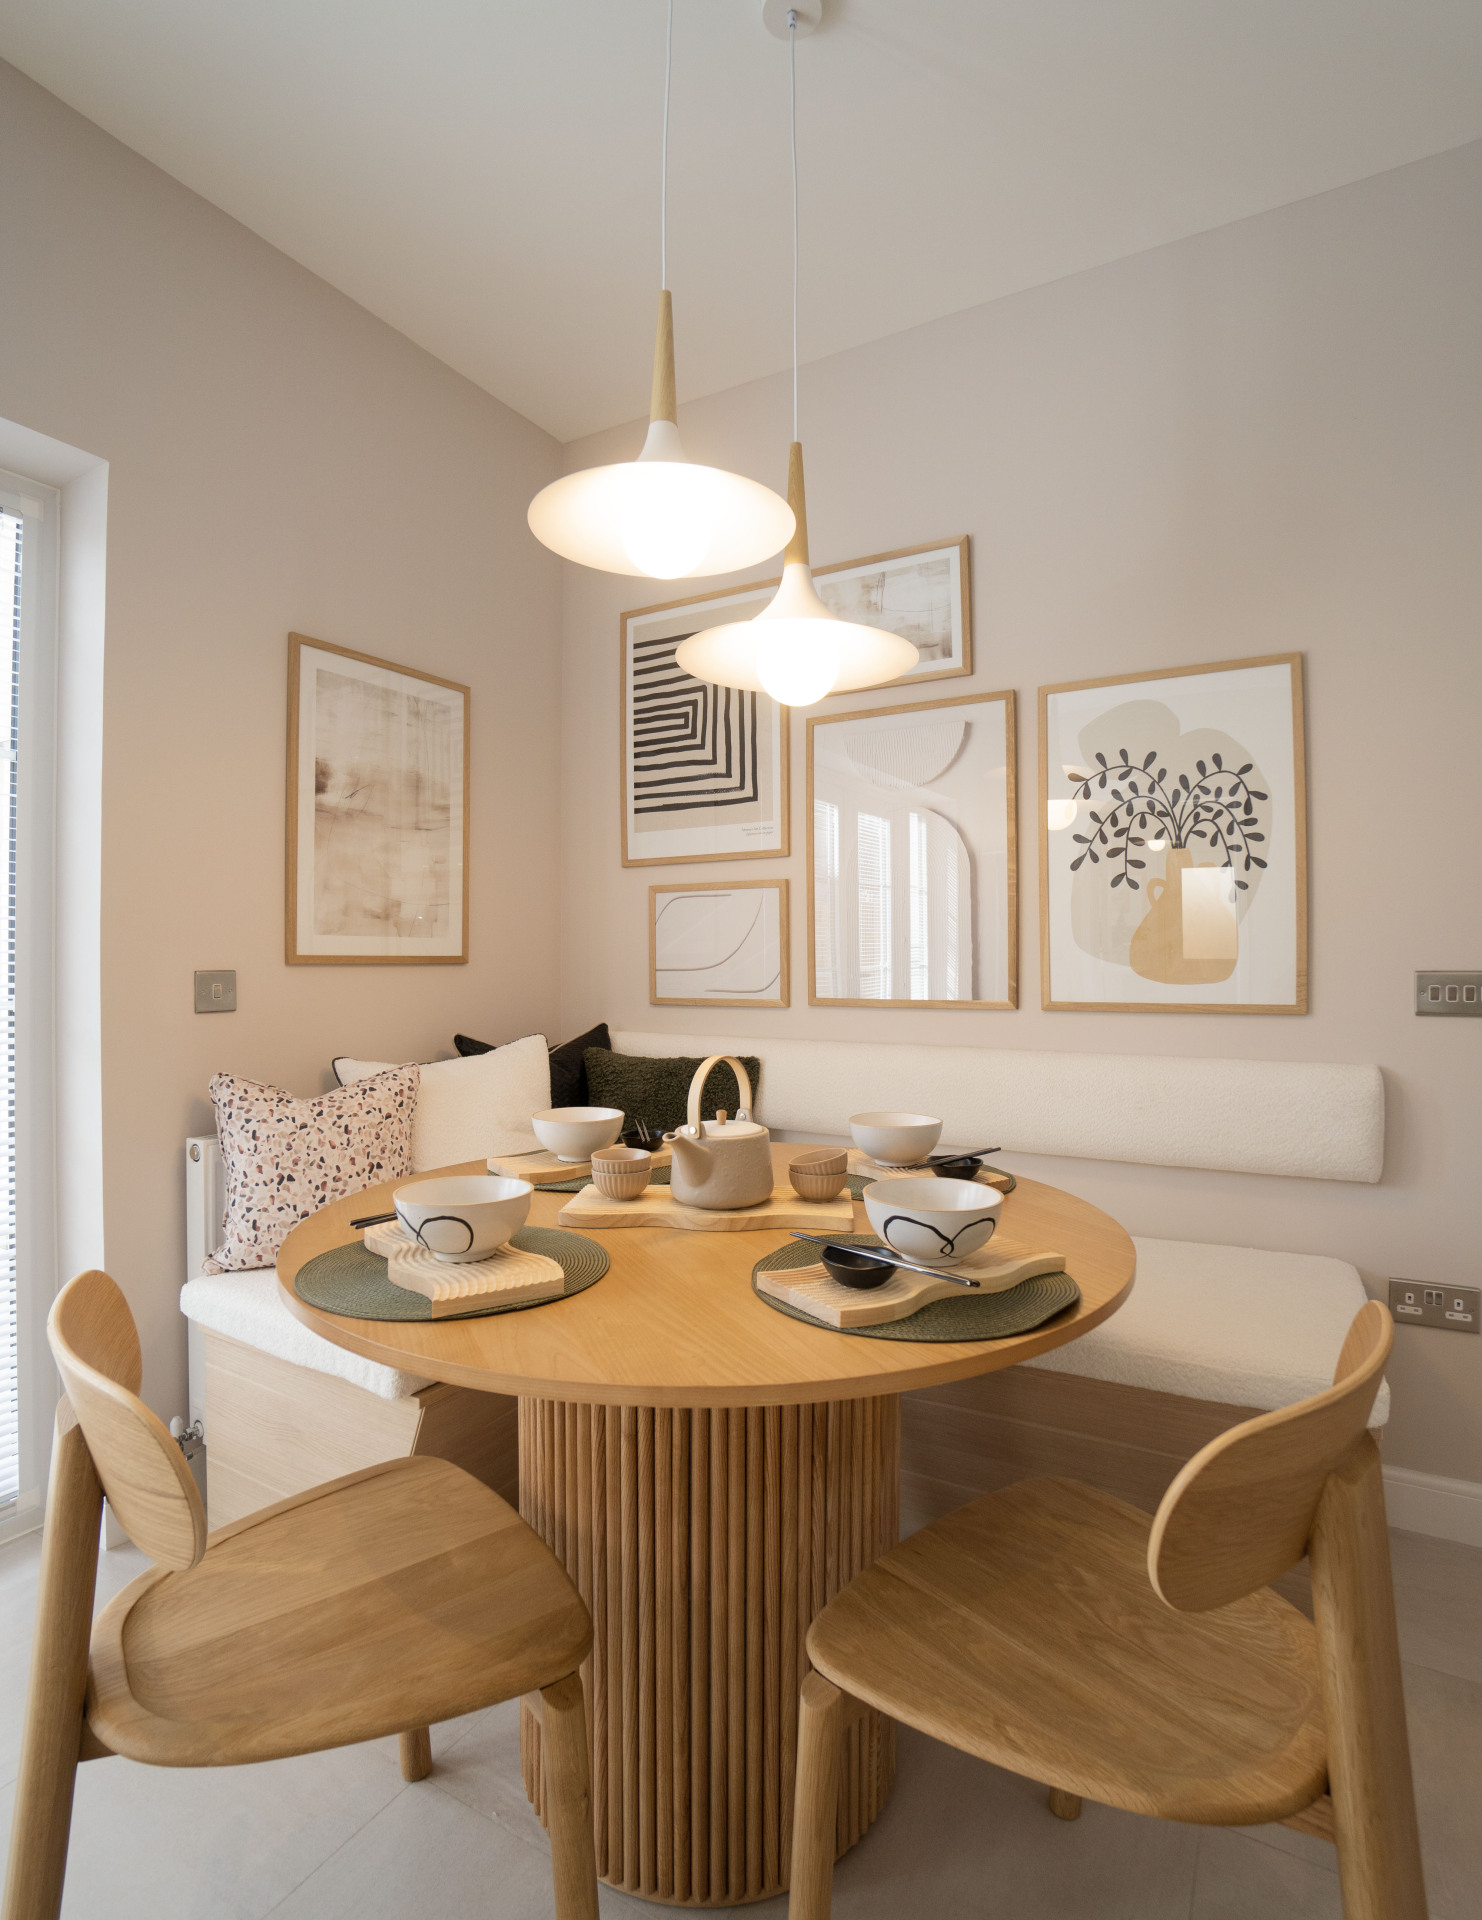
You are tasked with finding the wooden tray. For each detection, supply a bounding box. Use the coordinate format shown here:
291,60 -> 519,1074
756,1247 -> 1066,1328
489,1144 -> 672,1184
847,1148 -> 1014,1194
557,1181 -> 855,1235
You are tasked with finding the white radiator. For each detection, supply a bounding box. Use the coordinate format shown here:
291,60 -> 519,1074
184,1135 -> 225,1431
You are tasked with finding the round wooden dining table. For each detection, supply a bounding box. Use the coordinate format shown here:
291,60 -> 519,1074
279,1145 -> 1134,1909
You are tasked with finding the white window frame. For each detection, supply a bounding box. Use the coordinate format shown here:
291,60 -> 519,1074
0,467 -> 59,1544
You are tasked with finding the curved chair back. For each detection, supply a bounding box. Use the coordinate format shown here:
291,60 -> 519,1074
47,1270 -> 207,1570
1149,1300 -> 1391,1612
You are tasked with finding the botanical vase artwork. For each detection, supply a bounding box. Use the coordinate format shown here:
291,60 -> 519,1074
1040,658 -> 1306,1012
1065,700 -> 1269,985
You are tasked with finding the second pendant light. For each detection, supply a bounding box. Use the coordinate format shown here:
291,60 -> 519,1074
676,6 -> 917,706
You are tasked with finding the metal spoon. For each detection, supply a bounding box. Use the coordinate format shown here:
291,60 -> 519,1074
788,1233 -> 981,1289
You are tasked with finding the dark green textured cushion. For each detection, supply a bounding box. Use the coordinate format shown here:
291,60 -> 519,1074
582,1048 -> 762,1136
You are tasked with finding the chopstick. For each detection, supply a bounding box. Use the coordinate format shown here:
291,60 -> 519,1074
350,1211 -> 398,1229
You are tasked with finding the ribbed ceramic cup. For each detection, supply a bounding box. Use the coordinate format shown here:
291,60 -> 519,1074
789,1147 -> 849,1202
590,1145 -> 652,1200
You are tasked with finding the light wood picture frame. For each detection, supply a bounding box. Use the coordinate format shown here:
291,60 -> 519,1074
1039,653 -> 1307,1013
286,633 -> 470,965
649,878 -> 790,1008
806,690 -> 1018,1010
620,583 -> 790,868
813,535 -> 972,689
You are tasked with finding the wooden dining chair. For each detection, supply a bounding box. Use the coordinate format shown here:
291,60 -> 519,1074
3,1269 -> 600,1920
788,1301 -> 1425,1920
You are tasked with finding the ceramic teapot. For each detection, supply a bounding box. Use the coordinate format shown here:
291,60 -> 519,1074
663,1056 -> 773,1210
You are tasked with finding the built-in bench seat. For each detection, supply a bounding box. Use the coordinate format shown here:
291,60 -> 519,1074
181,1028 -> 1387,1534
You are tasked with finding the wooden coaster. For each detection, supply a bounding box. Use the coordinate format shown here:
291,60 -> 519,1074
757,1247 -> 1066,1328
557,1181 -> 855,1235
847,1148 -> 1014,1193
489,1145 -> 673,1184
382,1241 -> 566,1317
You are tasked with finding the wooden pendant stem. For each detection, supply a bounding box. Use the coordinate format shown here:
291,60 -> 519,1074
651,291 -> 678,425
784,442 -> 809,566
519,1394 -> 899,1906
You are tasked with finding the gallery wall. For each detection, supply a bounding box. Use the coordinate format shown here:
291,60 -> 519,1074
558,140 -> 1482,1485
0,59 -> 565,1424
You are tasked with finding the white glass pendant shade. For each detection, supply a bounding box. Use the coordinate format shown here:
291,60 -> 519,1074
675,443 -> 917,705
527,295 -> 794,579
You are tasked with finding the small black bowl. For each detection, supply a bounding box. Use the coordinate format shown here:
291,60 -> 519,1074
822,1246 -> 896,1290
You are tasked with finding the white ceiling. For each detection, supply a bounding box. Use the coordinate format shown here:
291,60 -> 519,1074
3,1 -> 1482,442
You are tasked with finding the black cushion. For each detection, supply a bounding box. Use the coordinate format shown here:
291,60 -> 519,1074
455,1022 -> 612,1109
581,1047 -> 761,1137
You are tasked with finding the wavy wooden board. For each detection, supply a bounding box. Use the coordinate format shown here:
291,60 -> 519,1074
557,1181 -> 855,1234
758,1250 -> 1067,1328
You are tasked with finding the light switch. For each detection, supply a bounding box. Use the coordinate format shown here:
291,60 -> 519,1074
194,969 -> 237,1013
1415,971 -> 1482,1016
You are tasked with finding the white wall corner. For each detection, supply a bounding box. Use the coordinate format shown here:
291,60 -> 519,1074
1382,1466 -> 1482,1549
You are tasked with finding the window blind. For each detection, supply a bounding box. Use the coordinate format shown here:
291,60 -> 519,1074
0,508 -> 18,1511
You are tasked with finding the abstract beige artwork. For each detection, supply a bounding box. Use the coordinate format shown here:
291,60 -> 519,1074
286,634 -> 469,964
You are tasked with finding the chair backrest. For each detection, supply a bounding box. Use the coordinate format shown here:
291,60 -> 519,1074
1148,1300 -> 1391,1612
48,1270 -> 206,1570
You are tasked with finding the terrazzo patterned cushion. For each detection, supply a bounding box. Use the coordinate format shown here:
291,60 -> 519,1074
582,1047 -> 761,1136
208,1066 -> 418,1271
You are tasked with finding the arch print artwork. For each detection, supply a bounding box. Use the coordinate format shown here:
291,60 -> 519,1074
1039,656 -> 1306,1012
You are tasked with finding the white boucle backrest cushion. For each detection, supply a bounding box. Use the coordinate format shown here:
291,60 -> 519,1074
335,1034 -> 550,1171
611,1032 -> 1384,1184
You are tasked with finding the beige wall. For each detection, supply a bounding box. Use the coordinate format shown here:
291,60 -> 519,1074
560,142 -> 1482,1482
0,60 -> 564,1424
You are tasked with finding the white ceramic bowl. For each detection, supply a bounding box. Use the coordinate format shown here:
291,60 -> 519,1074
862,1176 -> 1002,1266
394,1174 -> 532,1264
532,1106 -> 626,1162
848,1111 -> 943,1167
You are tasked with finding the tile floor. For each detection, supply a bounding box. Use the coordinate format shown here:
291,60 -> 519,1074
1,1521 -> 1476,1918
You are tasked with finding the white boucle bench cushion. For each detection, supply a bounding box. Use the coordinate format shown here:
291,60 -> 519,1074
1024,1237 -> 1389,1426
611,1031 -> 1385,1183
181,1270 -> 431,1401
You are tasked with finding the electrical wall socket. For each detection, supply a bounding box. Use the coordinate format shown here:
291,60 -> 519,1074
1388,1278 -> 1479,1333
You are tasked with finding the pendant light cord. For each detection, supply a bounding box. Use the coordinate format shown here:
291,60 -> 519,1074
661,0 -> 673,289
789,10 -> 799,440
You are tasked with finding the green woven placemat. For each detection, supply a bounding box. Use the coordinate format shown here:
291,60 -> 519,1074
751,1235 -> 1077,1343
294,1225 -> 608,1322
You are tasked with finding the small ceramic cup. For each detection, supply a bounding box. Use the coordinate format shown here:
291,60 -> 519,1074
789,1148 -> 849,1203
590,1145 -> 653,1201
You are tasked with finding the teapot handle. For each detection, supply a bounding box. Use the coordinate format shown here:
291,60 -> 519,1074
685,1054 -> 754,1135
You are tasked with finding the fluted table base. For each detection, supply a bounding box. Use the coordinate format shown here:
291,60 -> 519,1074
519,1396 -> 900,1906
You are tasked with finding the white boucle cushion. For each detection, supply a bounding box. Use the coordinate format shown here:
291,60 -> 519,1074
335,1034 -> 551,1170
180,1269 -> 431,1399
1024,1237 -> 1389,1426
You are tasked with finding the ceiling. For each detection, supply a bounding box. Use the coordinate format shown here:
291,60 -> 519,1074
3,1 -> 1481,442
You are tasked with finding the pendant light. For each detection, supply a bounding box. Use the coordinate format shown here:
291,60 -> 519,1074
527,2 -> 794,580
675,7 -> 917,706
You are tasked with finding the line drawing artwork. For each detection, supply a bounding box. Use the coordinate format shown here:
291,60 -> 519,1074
651,885 -> 785,1004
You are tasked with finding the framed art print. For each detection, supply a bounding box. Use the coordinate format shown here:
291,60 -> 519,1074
649,878 -> 789,1008
814,536 -> 971,688
1039,653 -> 1306,1012
621,583 -> 789,866
807,690 -> 1017,1009
286,633 -> 469,964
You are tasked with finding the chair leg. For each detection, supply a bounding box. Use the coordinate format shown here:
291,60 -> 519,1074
788,1671 -> 843,1920
539,1672 -> 598,1920
1,1404 -> 104,1920
1310,1436 -> 1428,1920
1047,1788 -> 1082,1821
398,1728 -> 432,1781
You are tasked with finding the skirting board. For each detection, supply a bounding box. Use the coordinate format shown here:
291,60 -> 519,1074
1383,1466 -> 1482,1548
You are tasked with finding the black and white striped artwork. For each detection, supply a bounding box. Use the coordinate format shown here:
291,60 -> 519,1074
622,584 -> 787,866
